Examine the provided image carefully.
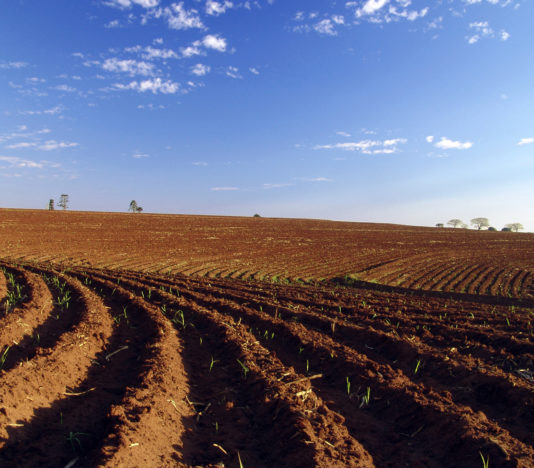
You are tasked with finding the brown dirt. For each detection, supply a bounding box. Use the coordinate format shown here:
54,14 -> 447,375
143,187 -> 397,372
1,209 -> 533,298
0,210 -> 533,466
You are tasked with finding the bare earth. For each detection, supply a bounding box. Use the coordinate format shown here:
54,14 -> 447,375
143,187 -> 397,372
1,209 -> 533,467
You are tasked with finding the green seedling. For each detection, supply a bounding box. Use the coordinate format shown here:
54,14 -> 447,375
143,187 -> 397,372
147,289 -> 152,299
360,387 -> 371,407
238,451 -> 244,468
66,431 -> 89,452
1,346 -> 10,369
479,451 -> 489,468
160,304 -> 167,316
236,359 -> 249,378
122,305 -> 128,321
199,337 -> 203,345
346,377 -> 351,395
214,421 -> 219,433
172,310 -> 185,328
414,359 -> 422,374
306,359 -> 310,373
209,356 -> 218,373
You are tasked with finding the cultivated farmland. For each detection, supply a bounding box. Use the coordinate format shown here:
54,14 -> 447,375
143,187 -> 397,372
0,209 -> 533,467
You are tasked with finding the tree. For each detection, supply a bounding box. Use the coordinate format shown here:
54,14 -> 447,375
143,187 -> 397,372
505,223 -> 524,232
470,217 -> 489,230
129,200 -> 138,213
435,223 -> 444,228
447,219 -> 463,228
58,194 -> 69,210
136,206 -> 143,213
48,199 -> 54,211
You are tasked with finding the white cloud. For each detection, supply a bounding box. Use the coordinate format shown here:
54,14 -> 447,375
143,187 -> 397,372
360,0 -> 389,16
226,66 -> 241,79
518,138 -> 534,146
148,2 -> 204,30
0,156 -> 48,169
249,67 -> 260,75
263,183 -> 294,189
105,20 -> 121,28
383,138 -> 407,146
0,61 -> 28,69
20,105 -> 64,116
206,0 -> 233,16
7,140 -> 78,151
132,152 -> 150,158
314,19 -> 337,35
104,0 -> 159,8
139,46 -> 179,60
211,186 -> 239,191
298,177 -> 333,182
336,131 -> 351,137
434,137 -> 473,150
192,161 -> 208,166
38,140 -> 79,151
181,44 -> 203,58
6,142 -> 36,149
191,63 -> 211,76
102,58 -> 155,76
466,21 -> 506,44
55,84 -> 76,92
426,135 -> 434,143
181,34 -> 228,58
314,137 -> 407,154
113,78 -> 180,94
202,34 -> 227,52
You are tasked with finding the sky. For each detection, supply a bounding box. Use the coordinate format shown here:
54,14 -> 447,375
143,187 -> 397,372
0,0 -> 533,231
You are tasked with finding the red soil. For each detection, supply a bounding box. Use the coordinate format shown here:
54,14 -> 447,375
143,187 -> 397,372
0,210 -> 533,466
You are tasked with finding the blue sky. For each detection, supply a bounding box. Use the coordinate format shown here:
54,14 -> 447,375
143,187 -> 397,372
1,0 -> 533,231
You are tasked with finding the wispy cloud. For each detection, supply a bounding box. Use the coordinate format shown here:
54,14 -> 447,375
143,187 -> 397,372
314,138 -> 407,154
295,177 -> 333,182
466,21 -> 509,44
518,137 -> 534,146
104,0 -> 159,9
263,182 -> 294,189
206,0 -> 233,16
126,45 -> 179,60
132,152 -> 150,158
143,2 -> 204,30
19,105 -> 64,116
181,34 -> 228,58
0,61 -> 29,69
433,137 -> 473,150
226,66 -> 241,79
210,186 -> 239,191
102,58 -> 155,76
113,78 -> 180,94
6,140 -> 79,151
191,63 -> 211,76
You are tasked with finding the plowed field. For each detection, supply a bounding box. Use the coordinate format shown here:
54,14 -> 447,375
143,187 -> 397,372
1,209 -> 533,467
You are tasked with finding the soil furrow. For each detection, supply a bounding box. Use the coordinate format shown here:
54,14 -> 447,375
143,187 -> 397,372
97,272 -> 375,467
